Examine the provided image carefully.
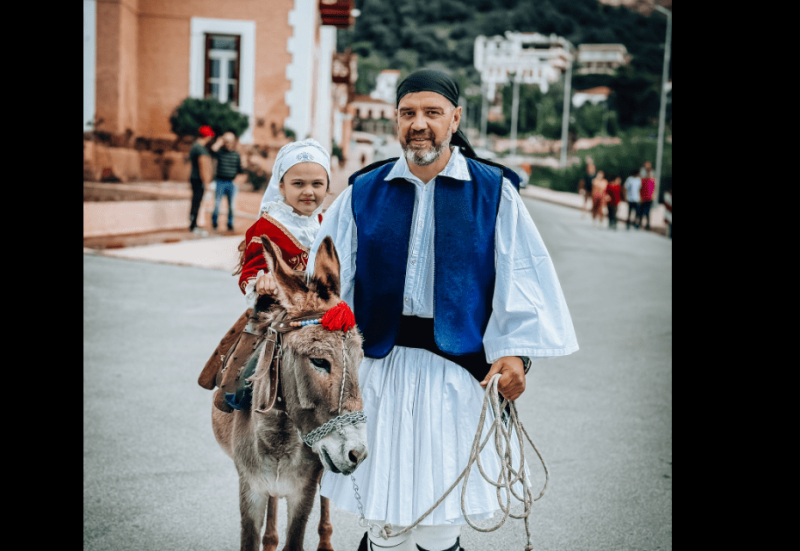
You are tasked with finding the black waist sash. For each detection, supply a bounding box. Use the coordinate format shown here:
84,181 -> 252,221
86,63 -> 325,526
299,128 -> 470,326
394,316 -> 490,383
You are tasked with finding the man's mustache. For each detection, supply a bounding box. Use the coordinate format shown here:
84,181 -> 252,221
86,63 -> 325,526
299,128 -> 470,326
405,130 -> 435,142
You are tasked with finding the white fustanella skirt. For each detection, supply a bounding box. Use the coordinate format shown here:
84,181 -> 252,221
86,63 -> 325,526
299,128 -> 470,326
320,346 -> 527,526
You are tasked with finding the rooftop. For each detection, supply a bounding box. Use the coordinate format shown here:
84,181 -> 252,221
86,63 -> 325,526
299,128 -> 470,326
574,86 -> 613,96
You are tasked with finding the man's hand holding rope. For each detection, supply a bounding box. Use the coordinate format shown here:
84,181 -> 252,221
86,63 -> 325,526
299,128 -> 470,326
480,356 -> 526,401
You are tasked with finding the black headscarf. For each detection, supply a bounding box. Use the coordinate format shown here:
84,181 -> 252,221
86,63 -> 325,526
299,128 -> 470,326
396,69 -> 477,159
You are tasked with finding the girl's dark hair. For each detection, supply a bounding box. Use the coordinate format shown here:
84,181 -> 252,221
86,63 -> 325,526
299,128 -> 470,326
232,239 -> 247,276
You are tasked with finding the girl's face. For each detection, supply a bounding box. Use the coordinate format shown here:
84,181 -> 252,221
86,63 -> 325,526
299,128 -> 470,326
279,162 -> 328,216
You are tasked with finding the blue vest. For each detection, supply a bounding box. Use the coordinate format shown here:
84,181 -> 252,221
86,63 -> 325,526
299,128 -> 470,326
351,156 -> 510,359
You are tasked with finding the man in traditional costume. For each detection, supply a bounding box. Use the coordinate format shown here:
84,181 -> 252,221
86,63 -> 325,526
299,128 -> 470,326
308,70 -> 579,551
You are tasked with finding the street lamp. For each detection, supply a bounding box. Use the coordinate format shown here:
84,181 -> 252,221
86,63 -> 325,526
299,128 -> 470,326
654,5 -> 672,204
560,43 -> 573,168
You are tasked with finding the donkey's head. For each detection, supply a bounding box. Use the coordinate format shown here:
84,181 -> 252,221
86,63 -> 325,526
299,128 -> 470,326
250,236 -> 367,475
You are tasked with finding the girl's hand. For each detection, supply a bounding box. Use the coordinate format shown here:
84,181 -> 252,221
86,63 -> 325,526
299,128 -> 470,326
255,272 -> 277,295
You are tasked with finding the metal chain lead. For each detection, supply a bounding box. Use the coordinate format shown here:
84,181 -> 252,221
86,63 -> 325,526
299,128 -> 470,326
352,474 -> 390,540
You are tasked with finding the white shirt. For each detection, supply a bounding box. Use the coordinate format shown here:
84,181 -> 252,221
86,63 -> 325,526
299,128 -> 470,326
625,177 -> 642,203
308,148 -> 578,363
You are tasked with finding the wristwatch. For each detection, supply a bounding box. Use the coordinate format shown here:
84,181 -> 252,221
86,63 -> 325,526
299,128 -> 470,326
518,356 -> 532,374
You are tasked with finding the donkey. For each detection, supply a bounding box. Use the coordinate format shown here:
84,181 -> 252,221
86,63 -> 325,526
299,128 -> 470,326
209,236 -> 368,551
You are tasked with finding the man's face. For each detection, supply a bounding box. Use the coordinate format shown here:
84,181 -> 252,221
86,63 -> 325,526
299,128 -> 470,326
223,132 -> 236,150
396,91 -> 461,166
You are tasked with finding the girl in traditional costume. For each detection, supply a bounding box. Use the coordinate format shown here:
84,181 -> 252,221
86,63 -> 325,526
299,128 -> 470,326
235,139 -> 331,307
199,140 -> 332,412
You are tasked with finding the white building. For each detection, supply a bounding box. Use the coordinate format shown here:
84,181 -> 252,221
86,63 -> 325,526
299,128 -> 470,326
572,86 -> 612,108
370,69 -> 401,105
474,31 -> 572,99
576,44 -> 631,75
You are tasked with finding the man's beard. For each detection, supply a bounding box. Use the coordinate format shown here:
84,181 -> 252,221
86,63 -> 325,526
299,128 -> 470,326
402,128 -> 452,167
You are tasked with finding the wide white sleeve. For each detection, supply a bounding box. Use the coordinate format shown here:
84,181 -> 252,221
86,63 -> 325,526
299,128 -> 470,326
483,179 -> 579,363
307,185 -> 357,308
244,270 -> 263,309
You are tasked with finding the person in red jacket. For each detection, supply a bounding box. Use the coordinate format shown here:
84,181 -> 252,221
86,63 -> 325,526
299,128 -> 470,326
234,139 -> 331,308
604,175 -> 623,230
639,173 -> 656,231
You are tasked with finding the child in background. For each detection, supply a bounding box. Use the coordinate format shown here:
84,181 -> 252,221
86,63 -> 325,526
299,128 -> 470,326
605,175 -> 622,230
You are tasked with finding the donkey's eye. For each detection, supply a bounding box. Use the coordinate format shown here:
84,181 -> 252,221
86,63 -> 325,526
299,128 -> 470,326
310,357 -> 331,373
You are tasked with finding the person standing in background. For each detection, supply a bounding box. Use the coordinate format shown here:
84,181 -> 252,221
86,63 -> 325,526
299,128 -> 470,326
605,175 -> 622,230
591,170 -> 608,227
639,173 -> 655,231
580,158 -> 596,218
624,169 -> 642,230
210,132 -> 245,232
189,126 -> 215,235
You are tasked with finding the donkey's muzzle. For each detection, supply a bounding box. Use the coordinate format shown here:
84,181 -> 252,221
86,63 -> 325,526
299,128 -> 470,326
348,446 -> 367,467
347,445 -> 368,470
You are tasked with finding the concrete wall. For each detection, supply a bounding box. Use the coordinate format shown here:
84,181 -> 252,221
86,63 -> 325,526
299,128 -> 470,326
95,1 -> 122,134
84,199 -> 191,236
95,0 -> 139,136
137,9 -> 189,140
84,141 -> 142,182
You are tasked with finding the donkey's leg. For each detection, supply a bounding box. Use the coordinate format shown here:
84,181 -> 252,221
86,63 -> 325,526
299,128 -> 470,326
318,495 -> 334,551
261,495 -> 279,551
281,475 -> 319,551
239,476 -> 268,551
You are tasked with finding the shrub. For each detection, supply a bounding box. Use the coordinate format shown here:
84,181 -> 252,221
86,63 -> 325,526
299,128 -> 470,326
331,141 -> 344,163
529,165 -> 585,193
244,166 -> 269,191
169,97 -> 249,138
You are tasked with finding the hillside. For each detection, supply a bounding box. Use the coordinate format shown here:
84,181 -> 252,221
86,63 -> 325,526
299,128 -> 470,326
339,0 -> 672,130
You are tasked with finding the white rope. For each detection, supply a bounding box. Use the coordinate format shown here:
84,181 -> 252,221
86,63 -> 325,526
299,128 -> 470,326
355,373 -> 548,551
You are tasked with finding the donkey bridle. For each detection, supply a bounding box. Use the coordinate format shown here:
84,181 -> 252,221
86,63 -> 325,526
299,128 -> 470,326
235,309 -> 367,447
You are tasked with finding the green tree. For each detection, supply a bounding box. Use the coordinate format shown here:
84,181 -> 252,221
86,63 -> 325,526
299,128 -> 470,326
574,102 -> 606,137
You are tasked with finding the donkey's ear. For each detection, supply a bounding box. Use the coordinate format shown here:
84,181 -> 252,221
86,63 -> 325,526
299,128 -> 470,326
311,236 -> 341,300
261,236 -> 309,309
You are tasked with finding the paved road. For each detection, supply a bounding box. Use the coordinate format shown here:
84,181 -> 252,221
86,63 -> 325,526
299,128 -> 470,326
84,198 -> 671,551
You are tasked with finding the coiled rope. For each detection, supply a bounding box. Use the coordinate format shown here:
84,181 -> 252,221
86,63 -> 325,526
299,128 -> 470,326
353,373 -> 548,551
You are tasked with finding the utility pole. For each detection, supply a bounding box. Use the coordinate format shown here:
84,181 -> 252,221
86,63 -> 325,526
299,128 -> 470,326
510,73 -> 521,157
560,45 -> 573,168
654,5 -> 672,204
